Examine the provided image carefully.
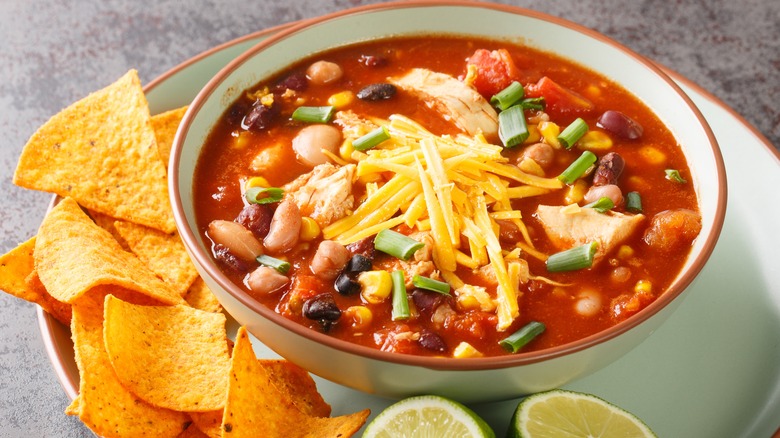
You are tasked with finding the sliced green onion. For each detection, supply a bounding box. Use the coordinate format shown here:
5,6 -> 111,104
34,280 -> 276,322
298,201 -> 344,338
557,117 -> 589,149
391,270 -> 410,321
245,186 -> 284,204
374,229 -> 424,261
498,105 -> 529,148
352,126 -> 390,151
256,254 -> 291,275
557,151 -> 597,184
546,241 -> 599,272
665,169 -> 687,184
412,275 -> 451,295
520,97 -> 545,110
626,191 -> 643,213
499,321 -> 546,353
584,196 -> 615,213
490,81 -> 524,111
291,105 -> 335,123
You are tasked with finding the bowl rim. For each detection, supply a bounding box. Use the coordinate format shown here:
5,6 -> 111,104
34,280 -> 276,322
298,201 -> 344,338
170,0 -> 727,371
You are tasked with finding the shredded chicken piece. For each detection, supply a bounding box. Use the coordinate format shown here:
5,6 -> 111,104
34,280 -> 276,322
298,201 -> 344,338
283,163 -> 356,227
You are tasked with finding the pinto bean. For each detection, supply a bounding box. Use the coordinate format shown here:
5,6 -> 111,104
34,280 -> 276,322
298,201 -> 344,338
306,61 -> 343,86
207,220 -> 263,262
292,124 -> 342,167
263,200 -> 302,254
520,142 -> 554,169
592,152 -> 625,186
246,266 -> 289,294
310,240 -> 351,280
584,184 -> 623,207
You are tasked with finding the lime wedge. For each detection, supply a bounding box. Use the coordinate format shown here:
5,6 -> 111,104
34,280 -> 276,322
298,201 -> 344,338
508,389 -> 656,438
363,395 -> 496,438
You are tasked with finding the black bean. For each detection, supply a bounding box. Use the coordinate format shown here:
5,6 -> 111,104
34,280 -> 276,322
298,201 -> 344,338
346,236 -> 376,259
235,204 -> 273,239
273,72 -> 308,93
359,54 -> 388,68
357,83 -> 397,101
346,254 -> 372,273
596,110 -> 643,140
334,272 -> 361,296
241,102 -> 278,131
418,330 -> 447,353
592,152 -> 626,186
212,244 -> 250,272
302,294 -> 342,322
411,290 -> 444,315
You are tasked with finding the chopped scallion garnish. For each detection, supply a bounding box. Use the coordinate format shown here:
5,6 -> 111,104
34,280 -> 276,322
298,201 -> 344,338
245,186 -> 284,204
546,241 -> 599,272
557,151 -> 597,184
520,97 -> 546,111
490,81 -> 525,111
499,321 -> 546,353
412,275 -> 451,295
352,126 -> 391,151
291,105 -> 335,123
256,254 -> 291,275
374,229 -> 424,261
665,169 -> 687,184
391,270 -> 410,321
626,191 -> 643,213
498,105 -> 529,148
583,196 -> 615,213
557,117 -> 589,149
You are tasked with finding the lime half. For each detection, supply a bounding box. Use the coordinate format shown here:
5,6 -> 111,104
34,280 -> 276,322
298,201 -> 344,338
363,395 -> 496,438
508,390 -> 656,438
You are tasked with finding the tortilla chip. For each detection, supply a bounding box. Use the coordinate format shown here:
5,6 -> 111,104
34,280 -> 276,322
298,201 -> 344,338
13,69 -> 175,233
71,293 -> 190,437
64,396 -> 81,416
34,197 -> 184,306
0,237 -> 71,324
259,360 -> 331,418
184,277 -> 223,313
87,210 -> 130,251
152,105 -> 188,166
188,410 -> 223,438
113,220 -> 199,296
222,327 -> 369,437
103,295 -> 230,412
178,422 -> 210,438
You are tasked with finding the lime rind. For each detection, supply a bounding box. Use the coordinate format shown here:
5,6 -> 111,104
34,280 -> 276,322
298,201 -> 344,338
363,395 -> 496,438
508,389 -> 657,438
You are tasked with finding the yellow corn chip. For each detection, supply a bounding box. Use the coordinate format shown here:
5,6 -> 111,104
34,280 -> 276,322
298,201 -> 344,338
71,293 -> 190,437
259,359 -> 331,418
114,220 -> 199,296
188,411 -> 223,438
178,423 -> 211,438
87,209 -> 130,251
103,295 -> 230,412
184,277 -> 222,313
152,105 -> 188,166
221,327 -> 370,437
13,69 -> 175,233
35,197 -> 184,305
25,270 -> 72,325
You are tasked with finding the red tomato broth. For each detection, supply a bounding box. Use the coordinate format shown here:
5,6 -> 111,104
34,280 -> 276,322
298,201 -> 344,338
193,35 -> 699,358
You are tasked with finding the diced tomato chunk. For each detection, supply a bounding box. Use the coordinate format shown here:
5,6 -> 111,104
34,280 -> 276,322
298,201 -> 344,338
525,76 -> 594,119
466,49 -> 522,98
609,289 -> 654,321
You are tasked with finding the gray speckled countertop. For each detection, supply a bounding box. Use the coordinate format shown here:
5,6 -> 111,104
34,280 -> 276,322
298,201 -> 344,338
0,1 -> 778,437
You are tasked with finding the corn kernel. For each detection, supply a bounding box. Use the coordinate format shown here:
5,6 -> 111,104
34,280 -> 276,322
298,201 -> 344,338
617,245 -> 635,260
584,83 -> 602,99
344,306 -> 373,330
339,140 -> 355,162
518,157 -> 545,177
260,93 -> 274,107
299,217 -> 321,241
539,121 -> 561,149
359,271 -> 393,304
452,342 -> 483,358
577,130 -> 613,151
639,146 -> 667,165
564,179 -> 588,204
524,125 -> 541,144
634,280 -> 652,295
327,91 -> 355,109
232,130 -> 252,149
245,176 -> 270,189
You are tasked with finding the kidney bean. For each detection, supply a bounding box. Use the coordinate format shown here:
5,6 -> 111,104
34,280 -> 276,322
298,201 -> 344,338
235,203 -> 273,239
242,101 -> 279,131
496,219 -> 521,243
310,240 -> 351,281
306,60 -> 343,86
418,330 -> 447,353
302,293 -> 342,325
596,110 -> 643,140
411,290 -> 445,315
584,184 -> 623,207
520,142 -> 554,169
359,54 -> 388,68
346,236 -> 376,259
263,200 -> 302,254
273,72 -> 308,93
212,244 -> 250,272
207,220 -> 264,262
291,124 -> 342,167
246,266 -> 289,294
592,152 -> 625,186
357,83 -> 397,101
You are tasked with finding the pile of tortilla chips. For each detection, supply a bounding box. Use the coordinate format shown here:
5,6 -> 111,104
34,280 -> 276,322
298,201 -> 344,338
0,70 -> 369,437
